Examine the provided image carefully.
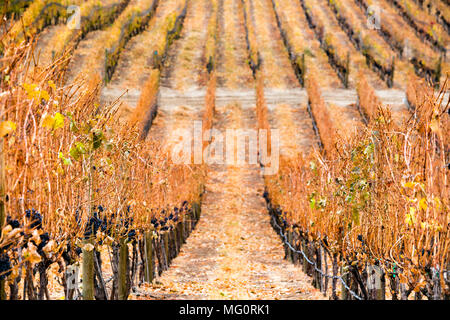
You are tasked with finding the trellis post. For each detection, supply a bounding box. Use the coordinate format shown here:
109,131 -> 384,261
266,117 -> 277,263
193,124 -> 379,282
0,136 -> 6,300
367,264 -> 385,300
144,229 -> 154,283
118,238 -> 129,300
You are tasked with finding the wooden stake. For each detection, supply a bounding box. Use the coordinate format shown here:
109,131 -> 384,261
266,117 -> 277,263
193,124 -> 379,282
82,152 -> 96,300
292,231 -> 300,264
332,254 -> 338,299
192,202 -> 201,223
181,214 -> 186,242
287,230 -> 294,263
144,231 -> 154,283
118,238 -> 129,300
367,264 -> 385,300
82,237 -> 95,300
177,222 -> 183,248
302,239 -> 308,273
316,245 -> 323,291
341,266 -> 349,300
0,137 -> 6,299
171,227 -> 178,258
163,231 -> 170,268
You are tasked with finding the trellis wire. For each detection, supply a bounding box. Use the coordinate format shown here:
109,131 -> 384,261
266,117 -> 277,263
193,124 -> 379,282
271,215 -> 363,300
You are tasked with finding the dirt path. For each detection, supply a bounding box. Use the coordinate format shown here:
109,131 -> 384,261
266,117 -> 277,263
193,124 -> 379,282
216,0 -> 253,88
100,0 -> 185,120
145,0 -> 212,145
33,25 -> 65,67
160,0 -> 212,89
137,99 -> 325,300
130,1 -> 325,299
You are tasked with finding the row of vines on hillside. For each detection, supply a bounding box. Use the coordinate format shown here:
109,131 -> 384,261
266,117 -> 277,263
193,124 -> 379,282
263,70 -> 449,299
202,0 -> 218,147
52,0 -> 131,65
104,0 -> 160,83
270,0 -> 308,86
6,0 -> 85,46
354,0 -> 444,86
240,0 -> 260,78
130,0 -> 188,139
385,0 -> 449,54
327,0 -> 395,87
0,6 -> 204,299
301,0 -> 350,87
61,0 -> 159,83
1,0 -> 33,19
356,70 -> 382,123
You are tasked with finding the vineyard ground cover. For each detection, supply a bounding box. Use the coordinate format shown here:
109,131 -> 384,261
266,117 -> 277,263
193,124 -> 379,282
304,0 -> 386,89
32,0 -> 129,68
159,0 -> 212,89
330,0 -> 412,89
385,0 -> 450,54
101,0 -> 187,124
272,0 -> 342,89
354,0 -> 448,86
63,0 -> 159,85
215,0 -> 253,88
245,0 -> 320,158
137,101 -> 325,300
143,0 -> 212,147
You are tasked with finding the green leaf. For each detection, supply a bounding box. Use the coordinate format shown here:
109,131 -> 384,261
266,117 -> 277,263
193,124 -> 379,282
92,130 -> 103,150
352,208 -> 360,226
309,198 -> 316,209
69,146 -> 80,161
69,142 -> 87,161
70,120 -> 79,133
76,142 -> 87,154
53,112 -> 65,129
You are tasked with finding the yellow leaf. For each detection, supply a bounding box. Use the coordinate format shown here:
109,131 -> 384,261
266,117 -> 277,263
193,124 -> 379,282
403,181 -> 415,188
40,89 -> 49,102
419,198 -> 427,211
429,118 -> 440,134
42,112 -> 65,130
405,207 -> 416,226
53,112 -> 65,129
23,83 -> 37,99
23,83 -> 49,102
0,120 -> 16,137
41,114 -> 54,129
434,197 -> 441,210
48,80 -> 56,90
